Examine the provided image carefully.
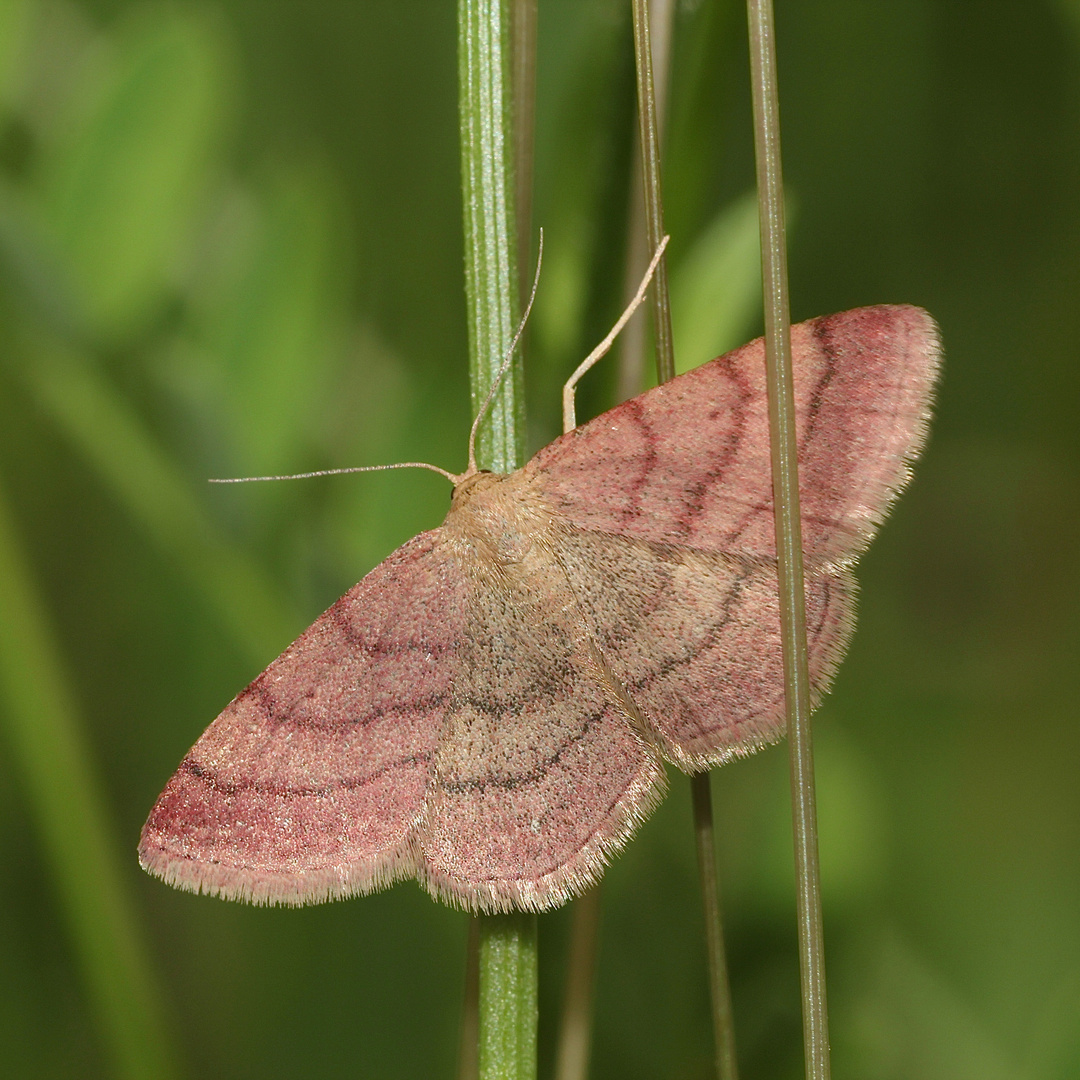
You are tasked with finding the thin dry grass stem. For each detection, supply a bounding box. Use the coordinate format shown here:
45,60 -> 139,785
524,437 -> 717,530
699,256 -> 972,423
512,0 -> 537,303
458,918 -> 481,1080
745,1 -> 831,1077
630,0 -> 675,385
692,774 -> 740,1080
617,0 -> 676,403
631,3 -> 741,1077
553,886 -> 603,1080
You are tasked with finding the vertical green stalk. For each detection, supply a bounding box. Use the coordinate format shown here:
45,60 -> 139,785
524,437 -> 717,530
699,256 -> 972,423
459,0 -> 525,473
745,2 -> 831,1078
458,1 -> 537,1078
0,476 -> 178,1080
478,913 -> 539,1080
631,3 -> 739,1076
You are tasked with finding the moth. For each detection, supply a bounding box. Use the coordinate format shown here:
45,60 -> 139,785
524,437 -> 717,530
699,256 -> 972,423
140,303 -> 940,913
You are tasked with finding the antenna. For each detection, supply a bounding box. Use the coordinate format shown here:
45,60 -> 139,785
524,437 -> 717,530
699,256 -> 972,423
212,230 -> 549,490
209,461 -> 459,485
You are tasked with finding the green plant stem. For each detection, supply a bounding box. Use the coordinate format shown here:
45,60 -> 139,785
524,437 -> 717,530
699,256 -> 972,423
459,0 -> 525,471
478,914 -> 539,1080
631,4 -> 739,1077
459,1 -> 537,1078
0,475 -> 178,1080
745,2 -> 831,1078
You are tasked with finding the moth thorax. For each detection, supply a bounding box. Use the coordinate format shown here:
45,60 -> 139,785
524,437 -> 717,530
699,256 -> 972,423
447,471 -> 556,570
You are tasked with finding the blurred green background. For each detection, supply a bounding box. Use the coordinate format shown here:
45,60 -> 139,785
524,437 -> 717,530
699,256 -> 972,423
1,1 -> 1077,1077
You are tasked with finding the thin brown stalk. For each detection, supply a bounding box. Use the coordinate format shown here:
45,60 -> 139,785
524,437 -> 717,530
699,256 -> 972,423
630,0 -> 675,384
553,886 -> 603,1080
630,4 -> 740,1077
692,774 -> 739,1080
745,1 -> 831,1077
617,0 -> 676,403
512,0 -> 537,301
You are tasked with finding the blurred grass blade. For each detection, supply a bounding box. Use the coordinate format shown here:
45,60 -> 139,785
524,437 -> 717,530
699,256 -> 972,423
670,191 -> 764,373
174,162 -> 348,476
0,176 -> 89,342
21,339 -> 296,665
38,6 -> 229,340
0,0 -> 32,112
529,2 -> 634,381
458,918 -> 481,1080
0,474 -> 179,1080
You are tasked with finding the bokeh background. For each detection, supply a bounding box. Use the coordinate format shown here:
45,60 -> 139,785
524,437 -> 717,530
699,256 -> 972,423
1,1 -> 1078,1077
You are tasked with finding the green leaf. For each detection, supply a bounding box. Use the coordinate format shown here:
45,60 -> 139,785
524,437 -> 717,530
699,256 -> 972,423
670,190 -> 763,373
37,7 -> 229,340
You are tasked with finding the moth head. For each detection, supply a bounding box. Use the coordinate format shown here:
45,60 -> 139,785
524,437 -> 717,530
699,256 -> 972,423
449,469 -> 501,511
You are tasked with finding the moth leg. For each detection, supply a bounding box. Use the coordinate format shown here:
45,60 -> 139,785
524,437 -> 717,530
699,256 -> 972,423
561,236 -> 670,431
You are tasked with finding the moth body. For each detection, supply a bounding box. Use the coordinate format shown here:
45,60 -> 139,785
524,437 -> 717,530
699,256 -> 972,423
139,305 -> 941,912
